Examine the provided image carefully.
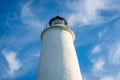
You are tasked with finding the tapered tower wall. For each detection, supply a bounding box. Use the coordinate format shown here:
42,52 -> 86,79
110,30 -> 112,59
37,26 -> 82,80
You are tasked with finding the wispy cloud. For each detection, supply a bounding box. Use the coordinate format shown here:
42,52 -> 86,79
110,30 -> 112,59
92,58 -> 105,73
100,72 -> 120,80
0,1 -> 42,79
91,45 -> 101,54
31,52 -> 40,57
68,0 -> 104,25
63,0 -> 120,26
109,42 -> 120,65
98,28 -> 108,40
89,20 -> 120,79
100,76 -> 114,80
2,50 -> 22,76
1,49 -> 39,79
20,0 -> 43,28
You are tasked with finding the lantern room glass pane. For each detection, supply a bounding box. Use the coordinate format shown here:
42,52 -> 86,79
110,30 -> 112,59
51,19 -> 66,26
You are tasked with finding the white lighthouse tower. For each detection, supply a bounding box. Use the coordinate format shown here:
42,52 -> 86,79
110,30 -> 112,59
37,16 -> 82,80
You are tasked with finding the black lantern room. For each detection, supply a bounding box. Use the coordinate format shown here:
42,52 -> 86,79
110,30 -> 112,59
49,16 -> 68,27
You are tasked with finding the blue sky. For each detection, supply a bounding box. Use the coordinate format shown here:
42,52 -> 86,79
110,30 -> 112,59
0,0 -> 120,80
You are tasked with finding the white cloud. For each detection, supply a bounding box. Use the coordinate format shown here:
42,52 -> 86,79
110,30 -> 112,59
92,58 -> 105,73
100,76 -> 114,80
115,73 -> 120,80
90,24 -> 120,79
66,0 -> 108,26
109,42 -> 120,64
65,0 -> 120,26
20,0 -> 42,28
91,45 -> 101,54
98,28 -> 108,40
31,52 -> 40,57
2,50 -> 22,76
100,72 -> 120,80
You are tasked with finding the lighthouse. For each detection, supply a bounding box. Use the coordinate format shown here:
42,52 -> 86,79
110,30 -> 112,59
37,16 -> 82,80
